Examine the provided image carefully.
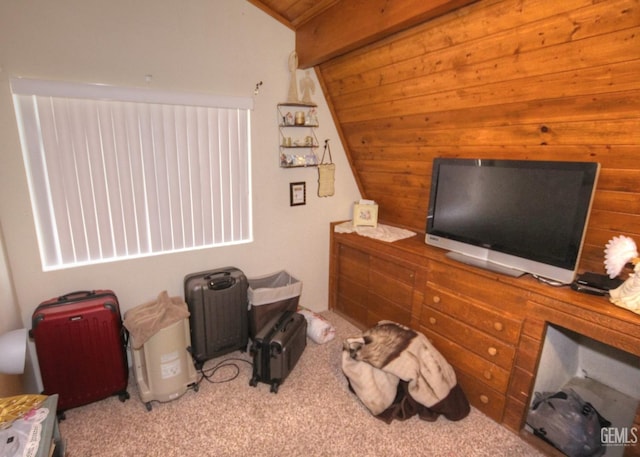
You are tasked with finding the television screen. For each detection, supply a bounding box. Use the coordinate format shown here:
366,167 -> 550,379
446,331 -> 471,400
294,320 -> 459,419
425,158 -> 600,284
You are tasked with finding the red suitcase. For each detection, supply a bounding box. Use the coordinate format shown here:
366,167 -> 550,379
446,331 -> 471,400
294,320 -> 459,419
30,290 -> 130,414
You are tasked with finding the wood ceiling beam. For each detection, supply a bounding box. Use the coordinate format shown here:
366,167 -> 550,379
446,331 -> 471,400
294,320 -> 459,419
289,1 -> 341,29
295,0 -> 478,68
246,0 -> 295,30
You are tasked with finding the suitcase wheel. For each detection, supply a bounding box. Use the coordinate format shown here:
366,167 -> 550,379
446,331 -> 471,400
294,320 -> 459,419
249,376 -> 258,387
270,382 -> 279,394
119,391 -> 130,402
145,402 -> 152,412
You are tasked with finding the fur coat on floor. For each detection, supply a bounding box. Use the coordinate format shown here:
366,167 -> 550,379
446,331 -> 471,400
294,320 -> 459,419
342,321 -> 470,423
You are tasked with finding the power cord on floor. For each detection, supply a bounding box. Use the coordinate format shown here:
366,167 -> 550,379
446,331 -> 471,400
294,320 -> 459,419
195,356 -> 253,387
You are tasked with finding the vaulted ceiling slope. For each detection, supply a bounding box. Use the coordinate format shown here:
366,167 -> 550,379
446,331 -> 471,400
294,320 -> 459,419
249,0 -> 640,277
247,0 -> 477,67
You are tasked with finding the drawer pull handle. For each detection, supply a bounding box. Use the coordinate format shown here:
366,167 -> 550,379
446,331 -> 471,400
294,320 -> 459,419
433,295 -> 441,304
483,370 -> 492,380
493,322 -> 504,332
480,395 -> 489,404
487,347 -> 498,356
428,317 -> 436,325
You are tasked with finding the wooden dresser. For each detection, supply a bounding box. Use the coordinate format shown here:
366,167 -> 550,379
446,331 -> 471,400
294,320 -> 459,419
329,222 -> 640,455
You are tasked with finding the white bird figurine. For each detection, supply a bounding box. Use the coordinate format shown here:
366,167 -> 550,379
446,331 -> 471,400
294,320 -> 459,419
604,235 -> 638,278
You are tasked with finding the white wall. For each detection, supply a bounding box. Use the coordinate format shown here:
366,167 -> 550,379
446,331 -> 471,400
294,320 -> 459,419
0,1 -> 359,343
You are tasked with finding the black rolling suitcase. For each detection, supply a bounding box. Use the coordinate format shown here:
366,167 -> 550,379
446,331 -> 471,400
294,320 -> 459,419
184,267 -> 249,367
249,310 -> 307,393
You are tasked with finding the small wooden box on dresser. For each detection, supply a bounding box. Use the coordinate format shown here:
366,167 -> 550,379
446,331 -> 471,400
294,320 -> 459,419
329,222 -> 640,456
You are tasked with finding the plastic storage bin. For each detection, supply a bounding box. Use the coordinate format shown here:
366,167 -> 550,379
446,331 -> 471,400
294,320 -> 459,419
248,271 -> 302,337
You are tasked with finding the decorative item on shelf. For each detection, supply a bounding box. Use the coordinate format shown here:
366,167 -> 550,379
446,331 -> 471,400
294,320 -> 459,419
603,235 -> 640,315
305,108 -> 318,126
353,199 -> 378,227
318,139 -> 335,197
287,51 -> 299,103
304,152 -> 318,166
284,112 -> 294,126
294,111 -> 305,125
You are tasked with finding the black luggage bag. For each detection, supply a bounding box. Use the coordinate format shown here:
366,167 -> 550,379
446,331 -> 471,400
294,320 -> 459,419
249,310 -> 307,393
184,267 -> 249,367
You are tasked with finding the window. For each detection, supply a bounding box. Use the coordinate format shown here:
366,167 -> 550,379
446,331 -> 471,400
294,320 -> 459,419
12,78 -> 253,271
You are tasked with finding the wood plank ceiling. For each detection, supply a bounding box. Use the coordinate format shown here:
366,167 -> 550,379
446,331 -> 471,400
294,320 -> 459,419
246,0 -> 477,67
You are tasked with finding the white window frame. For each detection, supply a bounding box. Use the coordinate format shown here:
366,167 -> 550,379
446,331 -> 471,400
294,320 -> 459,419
11,78 -> 253,271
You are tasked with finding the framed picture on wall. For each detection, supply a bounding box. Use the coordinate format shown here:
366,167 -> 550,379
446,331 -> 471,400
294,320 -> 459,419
290,182 -> 306,206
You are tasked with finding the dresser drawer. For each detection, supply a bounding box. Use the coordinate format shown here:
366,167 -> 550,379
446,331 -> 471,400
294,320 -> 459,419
423,327 -> 511,393
336,292 -> 368,325
338,245 -> 369,282
370,255 -> 416,285
428,261 -> 527,313
336,275 -> 368,324
457,370 -> 506,423
369,268 -> 413,313
421,306 -> 516,370
367,293 -> 412,327
337,275 -> 368,304
425,286 -> 522,345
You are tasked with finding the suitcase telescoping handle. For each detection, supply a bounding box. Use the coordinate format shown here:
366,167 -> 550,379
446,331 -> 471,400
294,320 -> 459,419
205,271 -> 236,290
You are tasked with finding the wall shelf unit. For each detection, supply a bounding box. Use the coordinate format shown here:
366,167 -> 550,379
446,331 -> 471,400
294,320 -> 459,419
278,102 -> 318,168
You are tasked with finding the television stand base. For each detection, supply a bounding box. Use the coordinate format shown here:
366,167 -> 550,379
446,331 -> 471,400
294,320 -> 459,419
446,251 -> 526,278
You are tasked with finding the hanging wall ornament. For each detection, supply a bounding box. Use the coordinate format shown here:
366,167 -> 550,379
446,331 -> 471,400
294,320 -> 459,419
317,139 -> 335,197
287,51 -> 300,103
299,70 -> 315,105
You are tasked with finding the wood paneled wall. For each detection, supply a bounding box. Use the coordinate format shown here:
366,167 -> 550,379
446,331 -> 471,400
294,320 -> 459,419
316,0 -> 640,274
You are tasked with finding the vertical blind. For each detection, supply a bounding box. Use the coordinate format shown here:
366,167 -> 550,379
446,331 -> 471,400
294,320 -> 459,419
11,78 -> 253,270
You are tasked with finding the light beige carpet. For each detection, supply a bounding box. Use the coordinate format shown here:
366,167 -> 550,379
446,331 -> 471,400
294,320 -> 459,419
58,311 -> 545,457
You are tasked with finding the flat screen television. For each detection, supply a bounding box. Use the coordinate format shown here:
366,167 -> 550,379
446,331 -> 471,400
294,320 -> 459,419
425,158 -> 600,284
